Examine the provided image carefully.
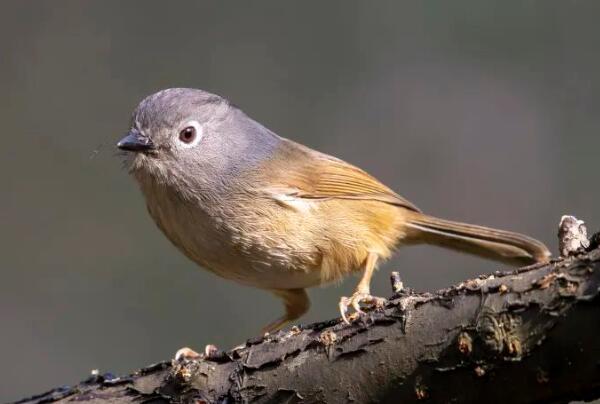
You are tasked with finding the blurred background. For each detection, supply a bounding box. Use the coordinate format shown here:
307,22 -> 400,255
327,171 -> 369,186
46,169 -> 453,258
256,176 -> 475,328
2,1 -> 599,400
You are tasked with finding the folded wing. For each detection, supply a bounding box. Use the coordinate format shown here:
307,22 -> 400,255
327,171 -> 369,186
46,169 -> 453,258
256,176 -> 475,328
261,139 -> 421,213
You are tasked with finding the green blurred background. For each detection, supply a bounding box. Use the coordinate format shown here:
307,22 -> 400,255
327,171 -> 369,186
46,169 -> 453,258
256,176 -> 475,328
2,1 -> 599,401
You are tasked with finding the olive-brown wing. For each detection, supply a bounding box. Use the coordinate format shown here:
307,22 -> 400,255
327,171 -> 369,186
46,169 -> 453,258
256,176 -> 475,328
263,139 -> 421,212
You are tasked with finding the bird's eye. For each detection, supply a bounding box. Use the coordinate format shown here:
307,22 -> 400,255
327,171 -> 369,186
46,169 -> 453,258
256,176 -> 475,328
179,126 -> 197,143
177,121 -> 202,148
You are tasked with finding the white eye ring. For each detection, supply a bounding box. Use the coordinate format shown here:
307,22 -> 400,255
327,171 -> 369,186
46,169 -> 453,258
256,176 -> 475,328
177,120 -> 203,148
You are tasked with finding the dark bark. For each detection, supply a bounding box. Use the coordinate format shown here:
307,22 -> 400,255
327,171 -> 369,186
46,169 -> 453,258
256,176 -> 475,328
12,246 -> 600,404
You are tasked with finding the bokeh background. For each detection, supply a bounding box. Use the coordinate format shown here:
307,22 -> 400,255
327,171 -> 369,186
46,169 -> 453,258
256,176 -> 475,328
2,1 -> 600,400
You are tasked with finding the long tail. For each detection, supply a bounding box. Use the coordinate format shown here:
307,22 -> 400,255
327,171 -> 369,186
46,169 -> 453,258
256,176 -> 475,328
403,212 -> 551,266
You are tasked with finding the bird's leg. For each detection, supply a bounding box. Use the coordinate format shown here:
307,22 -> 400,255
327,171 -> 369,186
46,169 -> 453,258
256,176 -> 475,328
263,288 -> 310,334
339,252 -> 386,324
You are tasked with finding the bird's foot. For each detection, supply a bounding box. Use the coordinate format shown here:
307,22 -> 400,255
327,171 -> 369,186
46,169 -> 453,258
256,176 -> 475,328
262,317 -> 290,336
174,344 -> 219,361
339,292 -> 386,324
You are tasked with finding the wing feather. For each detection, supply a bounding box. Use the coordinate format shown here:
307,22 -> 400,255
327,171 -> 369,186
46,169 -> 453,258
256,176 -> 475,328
260,139 -> 421,212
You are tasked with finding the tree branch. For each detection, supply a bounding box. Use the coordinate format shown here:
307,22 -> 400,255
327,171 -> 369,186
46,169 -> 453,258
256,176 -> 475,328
13,231 -> 600,403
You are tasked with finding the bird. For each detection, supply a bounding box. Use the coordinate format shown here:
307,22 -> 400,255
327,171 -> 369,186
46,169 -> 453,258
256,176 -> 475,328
117,88 -> 551,333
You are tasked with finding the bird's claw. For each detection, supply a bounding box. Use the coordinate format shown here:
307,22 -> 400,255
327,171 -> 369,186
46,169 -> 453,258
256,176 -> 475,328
339,292 -> 386,324
174,347 -> 201,361
174,344 -> 219,361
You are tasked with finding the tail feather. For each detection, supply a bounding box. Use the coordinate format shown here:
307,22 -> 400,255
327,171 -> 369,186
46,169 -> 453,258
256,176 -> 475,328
404,212 -> 551,266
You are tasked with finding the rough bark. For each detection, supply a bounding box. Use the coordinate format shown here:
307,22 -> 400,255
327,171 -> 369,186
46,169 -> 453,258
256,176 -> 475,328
12,238 -> 600,404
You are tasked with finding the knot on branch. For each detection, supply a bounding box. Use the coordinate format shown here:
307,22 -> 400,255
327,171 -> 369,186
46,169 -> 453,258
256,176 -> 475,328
476,310 -> 523,358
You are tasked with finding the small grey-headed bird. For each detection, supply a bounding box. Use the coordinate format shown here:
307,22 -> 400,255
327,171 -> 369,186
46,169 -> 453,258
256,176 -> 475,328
118,88 -> 551,332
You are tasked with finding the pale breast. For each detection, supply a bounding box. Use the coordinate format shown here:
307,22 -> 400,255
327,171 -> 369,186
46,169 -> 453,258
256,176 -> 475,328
136,170 -> 407,291
138,177 -> 324,290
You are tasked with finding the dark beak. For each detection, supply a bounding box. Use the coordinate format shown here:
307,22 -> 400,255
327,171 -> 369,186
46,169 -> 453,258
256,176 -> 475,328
117,130 -> 155,152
